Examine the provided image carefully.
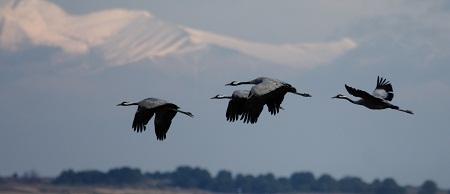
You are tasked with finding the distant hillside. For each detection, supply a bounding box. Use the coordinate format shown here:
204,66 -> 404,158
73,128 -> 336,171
0,0 -> 356,69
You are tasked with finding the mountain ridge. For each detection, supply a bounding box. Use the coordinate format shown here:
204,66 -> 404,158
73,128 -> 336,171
0,0 -> 357,69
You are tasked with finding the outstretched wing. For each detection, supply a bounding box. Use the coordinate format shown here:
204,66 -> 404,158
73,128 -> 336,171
132,107 -> 154,133
154,110 -> 177,141
249,80 -> 286,115
226,97 -> 247,122
240,100 -> 264,124
345,84 -> 383,103
372,76 -> 394,101
265,87 -> 287,115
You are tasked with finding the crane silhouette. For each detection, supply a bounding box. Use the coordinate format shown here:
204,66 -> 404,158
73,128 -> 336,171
117,98 -> 194,140
333,76 -> 413,114
211,90 -> 251,122
226,77 -> 311,123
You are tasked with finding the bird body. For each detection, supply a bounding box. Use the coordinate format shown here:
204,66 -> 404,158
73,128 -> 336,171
248,79 -> 283,97
349,98 -> 396,110
117,98 -> 193,141
232,90 -> 251,99
136,98 -> 168,109
333,76 -> 413,114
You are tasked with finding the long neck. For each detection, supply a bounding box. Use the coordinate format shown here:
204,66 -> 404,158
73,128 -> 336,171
174,109 -> 194,118
119,102 -> 139,106
340,97 -> 357,104
292,91 -> 311,97
236,81 -> 253,85
216,96 -> 232,99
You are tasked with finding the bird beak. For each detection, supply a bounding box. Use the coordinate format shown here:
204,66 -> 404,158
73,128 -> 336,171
117,101 -> 128,106
294,92 -> 311,97
210,97 -> 216,99
225,82 -> 236,86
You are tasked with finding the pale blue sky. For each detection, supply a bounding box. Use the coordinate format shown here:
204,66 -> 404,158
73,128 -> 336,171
1,0 -> 450,189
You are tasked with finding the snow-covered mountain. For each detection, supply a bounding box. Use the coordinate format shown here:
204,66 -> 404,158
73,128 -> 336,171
0,0 -> 357,69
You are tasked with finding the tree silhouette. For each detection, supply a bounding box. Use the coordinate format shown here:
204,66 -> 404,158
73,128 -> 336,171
211,170 -> 234,192
290,172 -> 315,191
49,165 -> 441,194
235,174 -> 255,193
419,180 -> 438,194
106,167 -> 143,185
313,174 -> 338,192
338,176 -> 368,193
276,177 -> 293,193
374,178 -> 405,194
171,166 -> 212,189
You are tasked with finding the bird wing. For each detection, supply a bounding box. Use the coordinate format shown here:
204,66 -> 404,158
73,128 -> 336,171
345,84 -> 383,103
372,76 -> 394,101
265,89 -> 285,115
225,90 -> 250,122
247,81 -> 287,117
240,99 -> 264,124
264,84 -> 293,115
241,103 -> 264,124
226,97 -> 247,122
154,109 -> 177,141
132,107 -> 154,133
256,82 -> 290,115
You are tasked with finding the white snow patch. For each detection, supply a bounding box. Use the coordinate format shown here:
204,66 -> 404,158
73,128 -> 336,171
0,0 -> 357,69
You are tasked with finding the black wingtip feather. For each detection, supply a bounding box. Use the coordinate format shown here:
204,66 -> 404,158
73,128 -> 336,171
375,76 -> 394,99
156,134 -> 166,141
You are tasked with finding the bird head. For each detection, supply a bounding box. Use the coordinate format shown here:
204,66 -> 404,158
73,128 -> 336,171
117,101 -> 129,106
210,94 -> 225,99
301,93 -> 312,97
225,81 -> 239,86
286,84 -> 295,92
332,94 -> 346,99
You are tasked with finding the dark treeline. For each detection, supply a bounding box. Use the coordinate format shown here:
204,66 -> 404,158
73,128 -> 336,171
46,166 -> 442,194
